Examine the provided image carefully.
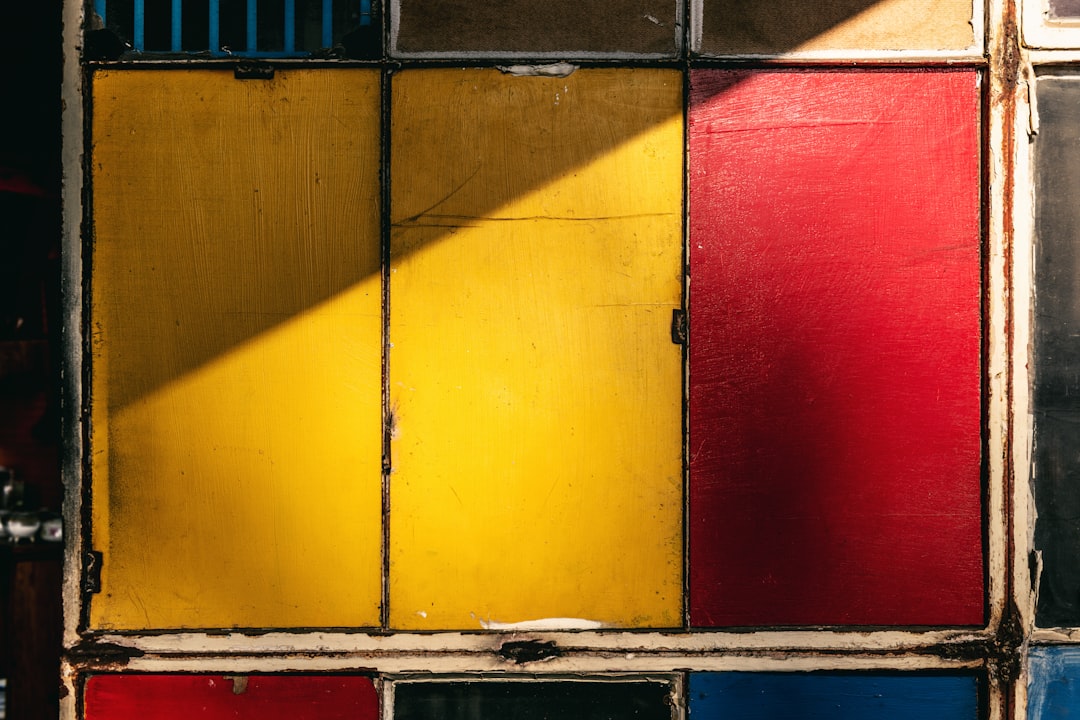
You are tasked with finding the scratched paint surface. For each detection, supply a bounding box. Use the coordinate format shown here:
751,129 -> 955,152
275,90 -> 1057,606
688,70 -> 983,626
1029,647 -> 1080,720
393,0 -> 679,55
84,675 -> 379,720
388,69 -> 683,630
89,70 -> 383,629
696,0 -> 974,54
690,673 -> 980,719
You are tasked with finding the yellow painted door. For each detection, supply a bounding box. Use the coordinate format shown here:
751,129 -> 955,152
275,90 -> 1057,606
388,68 -> 684,630
89,69 -> 383,630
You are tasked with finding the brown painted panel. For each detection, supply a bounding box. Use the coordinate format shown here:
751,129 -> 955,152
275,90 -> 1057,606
696,0 -> 974,54
393,0 -> 679,55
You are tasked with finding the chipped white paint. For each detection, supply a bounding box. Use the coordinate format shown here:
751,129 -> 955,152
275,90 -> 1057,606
497,63 -> 577,78
985,0 -> 1013,639
1013,45 -> 1039,642
87,627 -> 993,657
60,0 -> 84,653
478,618 -> 607,631
77,650 -> 984,675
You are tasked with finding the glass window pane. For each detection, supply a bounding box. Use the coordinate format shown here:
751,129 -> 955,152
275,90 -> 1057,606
1032,76 -> 1080,628
394,681 -> 672,720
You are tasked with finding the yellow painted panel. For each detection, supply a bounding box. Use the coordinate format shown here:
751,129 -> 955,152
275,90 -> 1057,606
89,69 -> 383,630
388,69 -> 683,630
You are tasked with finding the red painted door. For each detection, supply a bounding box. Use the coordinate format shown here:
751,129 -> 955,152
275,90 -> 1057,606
688,69 -> 983,627
84,675 -> 379,720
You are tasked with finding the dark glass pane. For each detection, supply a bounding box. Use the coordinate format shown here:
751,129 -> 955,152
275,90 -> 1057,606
1033,76 -> 1080,627
181,0 -> 209,51
144,0 -> 172,50
259,0 -> 286,50
395,681 -> 671,720
219,0 -> 248,52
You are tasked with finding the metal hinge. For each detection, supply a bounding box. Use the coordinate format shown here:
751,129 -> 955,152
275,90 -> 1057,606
671,309 -> 687,345
83,550 -> 103,594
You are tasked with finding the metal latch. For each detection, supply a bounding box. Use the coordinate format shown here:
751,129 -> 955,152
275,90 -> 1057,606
235,62 -> 275,80
83,550 -> 103,594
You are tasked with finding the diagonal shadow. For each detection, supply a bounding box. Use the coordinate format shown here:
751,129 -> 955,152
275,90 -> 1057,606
697,0 -> 975,54
90,0 -> 935,412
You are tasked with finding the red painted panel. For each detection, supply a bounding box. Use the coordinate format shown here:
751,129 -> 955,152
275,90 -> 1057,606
84,675 -> 378,720
688,70 -> 983,627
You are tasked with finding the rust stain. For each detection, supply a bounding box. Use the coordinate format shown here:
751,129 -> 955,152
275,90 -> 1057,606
65,640 -> 145,669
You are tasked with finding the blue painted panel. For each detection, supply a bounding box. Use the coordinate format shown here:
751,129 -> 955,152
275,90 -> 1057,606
1030,647 -> 1080,720
689,673 -> 980,720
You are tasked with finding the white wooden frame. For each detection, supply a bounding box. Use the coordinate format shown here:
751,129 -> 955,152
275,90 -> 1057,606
58,1 -> 1022,719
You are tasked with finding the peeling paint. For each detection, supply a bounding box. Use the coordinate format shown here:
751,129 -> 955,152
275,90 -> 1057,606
479,618 -> 606,631
496,63 -> 578,78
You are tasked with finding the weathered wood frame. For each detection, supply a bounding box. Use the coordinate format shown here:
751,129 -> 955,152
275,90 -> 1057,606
57,0 -> 1029,717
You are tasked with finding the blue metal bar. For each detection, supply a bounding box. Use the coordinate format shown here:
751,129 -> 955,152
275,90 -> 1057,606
171,0 -> 182,51
247,0 -> 257,51
134,0 -> 145,50
94,0 -> 106,25
360,0 -> 371,25
209,0 -> 220,52
284,0 -> 295,52
322,0 -> 332,47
